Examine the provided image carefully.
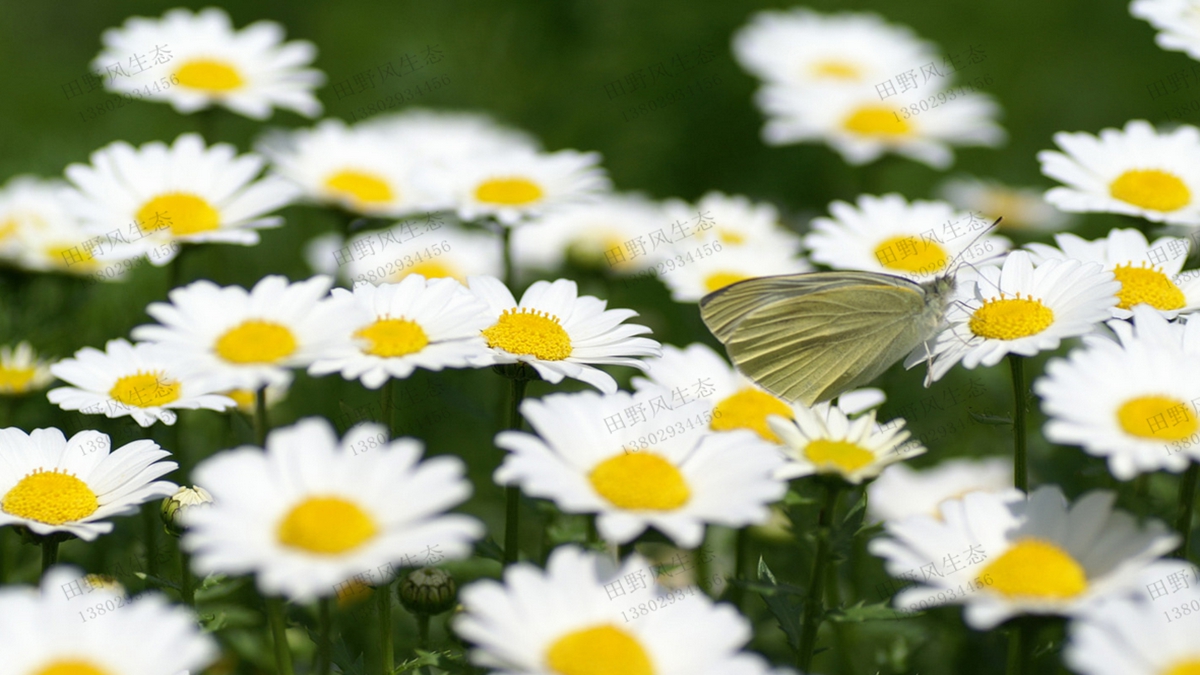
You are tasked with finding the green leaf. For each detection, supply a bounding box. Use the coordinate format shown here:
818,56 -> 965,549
783,489 -> 816,506
474,536 -> 505,563
755,557 -> 804,653
133,572 -> 180,591
969,411 -> 1013,425
826,600 -> 920,623
331,635 -> 365,675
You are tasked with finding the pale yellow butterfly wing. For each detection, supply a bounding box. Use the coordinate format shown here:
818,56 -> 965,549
699,273 -> 944,406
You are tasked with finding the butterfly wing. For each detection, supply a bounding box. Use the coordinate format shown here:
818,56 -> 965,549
701,273 -> 940,406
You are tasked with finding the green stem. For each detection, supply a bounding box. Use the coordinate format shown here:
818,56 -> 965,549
266,596 -> 295,675
254,387 -> 268,447
695,542 -> 711,595
143,504 -> 160,579
500,222 -> 514,292
1175,463 -> 1199,560
1006,618 -> 1036,675
503,375 -> 529,566
317,596 -> 333,675
379,579 -> 394,675
417,612 -> 430,650
179,547 -> 194,606
381,377 -> 396,438
1009,354 -> 1029,492
797,483 -> 842,672
0,527 -> 7,584
41,537 -> 59,577
731,528 -> 748,607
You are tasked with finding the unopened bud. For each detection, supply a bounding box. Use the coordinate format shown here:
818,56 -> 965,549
398,567 -> 457,616
160,486 -> 213,537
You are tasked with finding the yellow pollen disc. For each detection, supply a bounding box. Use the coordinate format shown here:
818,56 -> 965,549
0,219 -> 16,240
545,624 -> 655,675
2,469 -> 99,525
843,106 -> 911,137
215,320 -> 298,365
810,59 -> 862,80
1109,169 -> 1191,212
589,452 -> 691,511
710,388 -> 793,442
968,294 -> 1054,340
108,371 -> 180,407
474,177 -> 545,206
703,272 -> 751,293
277,496 -> 378,555
324,169 -> 395,207
336,577 -> 374,607
1117,395 -> 1200,440
0,366 -> 37,393
873,235 -> 950,273
226,389 -> 257,410
137,193 -> 221,237
482,308 -> 572,361
174,58 -> 245,92
803,439 -> 876,474
716,228 -> 745,244
1112,263 -> 1185,310
32,660 -> 113,675
1164,660 -> 1200,675
979,538 -> 1088,599
354,318 -> 429,357
398,260 -> 460,282
46,245 -> 98,270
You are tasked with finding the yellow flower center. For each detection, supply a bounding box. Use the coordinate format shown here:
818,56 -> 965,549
277,496 -> 379,555
810,59 -> 862,80
397,260 -> 460,282
1164,660 -> 1200,675
32,661 -> 113,675
0,366 -> 37,393
1112,263 -> 1186,311
215,320 -> 298,364
710,388 -> 793,442
716,228 -> 745,244
589,452 -> 691,511
1109,169 -> 1191,212
873,235 -> 950,274
108,371 -> 181,407
474,177 -> 544,206
336,577 -> 375,606
137,193 -> 221,237
482,308 -> 572,361
0,219 -> 17,240
324,169 -> 395,207
703,272 -> 751,293
2,469 -> 99,525
803,439 -> 876,474
46,245 -> 98,270
968,295 -> 1054,340
1117,395 -> 1200,440
843,105 -> 911,137
354,318 -> 429,357
226,389 -> 257,411
545,624 -> 655,675
174,58 -> 245,93
979,538 -> 1088,599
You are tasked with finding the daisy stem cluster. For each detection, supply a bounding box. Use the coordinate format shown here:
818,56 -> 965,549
1009,354 -> 1029,492
379,582 -> 394,675
797,481 -> 842,672
1005,618 -> 1037,675
266,595 -> 296,675
317,596 -> 333,675
504,374 -> 530,565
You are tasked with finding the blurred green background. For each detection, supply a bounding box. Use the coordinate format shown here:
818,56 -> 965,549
0,1 -> 1193,674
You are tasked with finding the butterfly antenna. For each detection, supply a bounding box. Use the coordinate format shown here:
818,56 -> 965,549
945,216 -> 1003,275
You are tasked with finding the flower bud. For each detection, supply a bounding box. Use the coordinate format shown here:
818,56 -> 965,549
398,567 -> 457,616
160,486 -> 213,537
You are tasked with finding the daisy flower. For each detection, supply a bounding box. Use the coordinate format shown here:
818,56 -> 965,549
662,192 -> 803,253
94,7 -> 323,119
257,118 -> 444,217
0,427 -> 177,540
805,193 -> 1010,282
448,148 -> 610,226
467,276 -> 660,393
454,546 -> 773,675
936,176 -> 1074,232
308,275 -> 494,388
220,373 -> 291,415
63,133 -> 301,266
1038,120 -> 1200,225
732,8 -> 938,89
47,338 -> 236,427
341,218 -> 503,286
757,83 -> 1005,169
657,237 -> 811,303
183,417 -> 483,601
1065,560 -> 1200,675
867,457 -> 1016,524
130,275 -> 354,391
512,193 -> 668,273
0,566 -> 218,675
494,390 -> 786,547
768,400 -> 924,484
1026,228 -> 1200,318
357,108 -> 539,167
914,251 -> 1121,385
1131,0 -> 1200,60
868,485 -> 1179,629
1036,305 -> 1200,479
0,342 -> 54,395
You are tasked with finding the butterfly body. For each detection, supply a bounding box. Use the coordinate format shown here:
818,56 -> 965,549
699,271 -> 957,406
